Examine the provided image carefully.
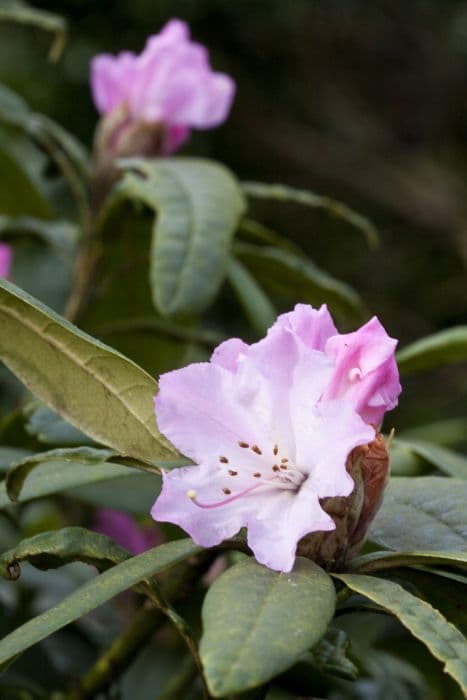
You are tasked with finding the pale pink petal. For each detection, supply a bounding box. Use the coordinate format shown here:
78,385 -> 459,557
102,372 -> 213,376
324,317 -> 401,425
238,324 -> 334,454
0,243 -> 12,278
271,303 -> 337,351
151,465 -> 247,546
154,363 -> 271,466
246,487 -> 335,572
154,19 -> 190,45
156,72 -> 235,128
211,338 -> 248,372
90,18 -> 235,151
91,52 -> 137,114
292,400 -> 374,497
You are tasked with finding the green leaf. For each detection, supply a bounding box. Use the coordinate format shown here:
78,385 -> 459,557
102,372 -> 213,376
0,1 -> 66,61
233,242 -> 363,323
0,137 -> 51,219
242,181 -> 378,248
397,326 -> 467,374
0,216 -> 78,257
5,446 -> 116,502
350,549 -> 467,574
400,417 -> 467,448
0,448 -> 34,472
334,573 -> 467,695
369,477 -> 467,552
388,440 -> 426,477
397,568 -> 467,635
23,403 -> 93,447
227,257 -> 276,335
0,538 -> 201,667
0,527 -> 131,580
199,557 -> 335,697
81,205 -> 202,378
0,450 -> 161,513
113,158 -> 246,316
0,84 -> 89,221
311,627 -> 358,680
0,279 -> 177,464
393,438 -> 467,479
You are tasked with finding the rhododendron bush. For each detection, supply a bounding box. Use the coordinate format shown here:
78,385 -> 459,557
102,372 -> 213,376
0,5 -> 466,700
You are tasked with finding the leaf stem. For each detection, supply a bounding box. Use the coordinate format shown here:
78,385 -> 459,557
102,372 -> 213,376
67,601 -> 163,700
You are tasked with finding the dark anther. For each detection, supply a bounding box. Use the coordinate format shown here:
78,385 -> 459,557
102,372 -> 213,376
223,487 -> 232,495
253,472 -> 262,478
273,445 -> 279,455
272,465 -> 280,472
251,445 -> 262,455
238,441 -> 249,448
219,456 -> 229,463
228,469 -> 238,476
280,465 -> 288,470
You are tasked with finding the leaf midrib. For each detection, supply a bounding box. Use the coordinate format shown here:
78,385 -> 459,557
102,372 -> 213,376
214,572 -> 282,691
0,301 -> 165,455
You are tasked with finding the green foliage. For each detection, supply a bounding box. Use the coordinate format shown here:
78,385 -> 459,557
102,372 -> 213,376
392,438 -> 467,478
0,538 -> 200,667
0,1 -> 66,61
111,158 -> 246,317
369,477 -> 467,551
397,326 -> 467,374
227,256 -> 276,334
242,181 -> 379,248
0,448 -> 161,511
234,241 -> 364,324
200,557 -> 336,696
0,527 -> 131,578
335,574 -> 467,695
0,279 -> 176,463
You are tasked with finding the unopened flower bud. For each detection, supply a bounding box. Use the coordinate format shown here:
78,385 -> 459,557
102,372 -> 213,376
297,433 -> 390,570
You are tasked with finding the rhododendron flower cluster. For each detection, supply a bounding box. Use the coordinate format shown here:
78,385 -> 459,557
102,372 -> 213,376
91,19 -> 235,155
151,304 -> 401,572
0,243 -> 12,278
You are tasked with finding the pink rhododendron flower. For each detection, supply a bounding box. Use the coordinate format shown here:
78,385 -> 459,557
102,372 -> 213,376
151,304 -> 400,572
0,243 -> 12,278
91,19 -> 235,154
94,508 -> 161,555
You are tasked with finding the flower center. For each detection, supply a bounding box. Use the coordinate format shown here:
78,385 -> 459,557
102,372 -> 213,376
187,440 -> 307,509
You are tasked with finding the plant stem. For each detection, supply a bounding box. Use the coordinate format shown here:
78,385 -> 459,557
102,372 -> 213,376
68,602 -> 163,700
157,655 -> 198,700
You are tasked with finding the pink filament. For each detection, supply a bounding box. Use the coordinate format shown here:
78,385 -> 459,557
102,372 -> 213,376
190,481 -> 265,509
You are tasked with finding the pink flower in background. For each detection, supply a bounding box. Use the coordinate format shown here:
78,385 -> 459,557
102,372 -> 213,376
91,19 -> 235,154
151,304 -> 400,572
94,508 -> 161,555
0,243 -> 12,278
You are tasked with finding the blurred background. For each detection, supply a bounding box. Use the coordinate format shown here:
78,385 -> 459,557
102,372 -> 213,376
0,0 -> 466,428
